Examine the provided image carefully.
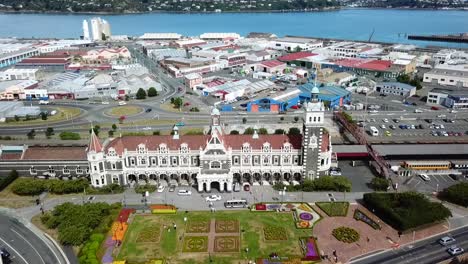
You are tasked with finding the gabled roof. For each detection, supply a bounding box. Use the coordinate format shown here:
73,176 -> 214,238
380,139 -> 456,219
260,60 -> 285,68
278,52 -> 317,62
22,147 -> 87,160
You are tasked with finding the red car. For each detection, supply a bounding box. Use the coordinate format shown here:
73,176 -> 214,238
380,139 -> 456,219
431,106 -> 440,110
243,184 -> 250,191
291,105 -> 299,109
184,102 -> 191,106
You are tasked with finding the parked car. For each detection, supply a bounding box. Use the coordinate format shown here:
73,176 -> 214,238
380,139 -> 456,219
448,174 -> 460,181
169,185 -> 176,192
0,247 -> 11,259
380,124 -> 386,129
118,101 -> 127,106
431,106 -> 440,110
393,119 -> 400,123
329,167 -> 342,176
206,195 -> 222,202
447,246 -> 464,256
439,236 -> 456,246
177,189 -> 192,196
419,174 -> 431,181
157,185 -> 165,193
383,118 -> 389,123
243,184 -> 250,191
146,108 -> 152,112
385,131 -> 392,137
176,122 -> 185,127
389,125 -> 396,130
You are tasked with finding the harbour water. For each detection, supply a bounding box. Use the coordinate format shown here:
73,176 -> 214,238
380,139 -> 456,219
0,9 -> 467,47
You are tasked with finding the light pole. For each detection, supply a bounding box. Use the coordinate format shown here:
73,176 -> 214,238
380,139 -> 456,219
436,183 -> 439,193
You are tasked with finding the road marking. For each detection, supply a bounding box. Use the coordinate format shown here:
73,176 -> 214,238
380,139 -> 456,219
440,176 -> 449,183
433,175 -> 440,183
0,236 -> 29,264
12,229 -> 46,264
414,181 -> 421,187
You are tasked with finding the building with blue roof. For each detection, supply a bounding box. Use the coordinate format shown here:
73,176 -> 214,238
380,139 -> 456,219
246,82 -> 351,112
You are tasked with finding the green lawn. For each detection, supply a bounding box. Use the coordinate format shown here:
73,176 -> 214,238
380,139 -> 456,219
316,202 -> 349,217
116,211 -> 311,264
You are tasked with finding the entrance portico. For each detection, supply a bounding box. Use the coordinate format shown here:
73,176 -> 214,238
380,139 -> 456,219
197,174 -> 233,193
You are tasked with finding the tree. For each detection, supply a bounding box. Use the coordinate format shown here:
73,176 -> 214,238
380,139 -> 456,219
108,130 -> 114,137
274,129 -> 286,134
40,112 -> 48,120
173,97 -> 183,108
27,129 -> 36,139
119,116 -> 126,124
230,130 -> 240,135
244,127 -> 255,135
124,95 -> 130,101
136,88 -> 147,99
294,116 -> 299,122
89,125 -> 100,136
45,127 -> 54,139
14,115 -> 20,122
439,183 -> 468,207
242,117 -> 247,124
147,87 -> 158,97
258,128 -> 268,135
371,177 -> 390,191
111,124 -> 117,131
288,127 -> 301,135
170,98 -> 175,104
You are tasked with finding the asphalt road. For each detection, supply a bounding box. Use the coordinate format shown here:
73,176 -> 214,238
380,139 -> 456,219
0,214 -> 67,264
351,226 -> 468,264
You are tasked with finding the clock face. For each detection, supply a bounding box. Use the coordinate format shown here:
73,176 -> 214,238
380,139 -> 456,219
309,134 -> 318,149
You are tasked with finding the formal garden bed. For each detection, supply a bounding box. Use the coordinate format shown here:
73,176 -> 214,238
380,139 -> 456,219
315,202 -> 349,217
252,203 -> 321,229
150,204 -> 177,214
215,219 -> 240,233
332,226 -> 360,243
363,192 -> 451,231
214,236 -> 241,252
136,223 -> 161,243
187,220 -> 210,233
182,236 -> 209,252
264,225 -> 288,241
299,237 -> 321,262
354,208 -> 381,230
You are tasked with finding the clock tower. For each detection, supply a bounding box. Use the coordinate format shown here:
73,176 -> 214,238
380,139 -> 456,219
302,83 -> 325,179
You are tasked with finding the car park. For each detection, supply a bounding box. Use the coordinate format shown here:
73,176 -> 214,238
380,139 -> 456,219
177,189 -> 192,196
439,236 -> 456,245
419,174 -> 431,181
447,246 -> 464,256
206,195 -> 222,202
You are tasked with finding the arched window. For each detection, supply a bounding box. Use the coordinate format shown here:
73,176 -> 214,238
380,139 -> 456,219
107,148 -> 117,156
159,144 -> 168,153
262,143 -> 271,152
210,161 -> 221,169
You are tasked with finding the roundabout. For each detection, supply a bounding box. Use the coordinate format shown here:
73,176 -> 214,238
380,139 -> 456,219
104,105 -> 144,117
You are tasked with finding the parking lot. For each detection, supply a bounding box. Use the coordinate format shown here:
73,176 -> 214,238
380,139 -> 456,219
360,114 -> 468,143
404,173 -> 467,193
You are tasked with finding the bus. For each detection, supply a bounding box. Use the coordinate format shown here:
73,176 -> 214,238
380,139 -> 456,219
369,126 -> 379,136
224,199 -> 248,208
402,161 -> 451,170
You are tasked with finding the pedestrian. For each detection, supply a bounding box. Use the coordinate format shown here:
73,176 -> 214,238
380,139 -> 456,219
184,216 -> 187,222
173,223 -> 177,230
367,237 -> 370,243
332,250 -> 336,256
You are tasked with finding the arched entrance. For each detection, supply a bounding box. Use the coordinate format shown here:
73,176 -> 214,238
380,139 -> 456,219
284,172 -> 291,182
128,174 -> 137,182
210,181 -> 220,192
160,174 -> 168,185
242,173 -> 251,183
263,172 -> 271,183
149,174 -> 158,185
233,173 -> 241,183
253,172 -> 261,183
170,173 -> 179,185
293,172 -> 302,182
190,174 -> 197,186
180,173 -> 189,186
273,172 -> 281,182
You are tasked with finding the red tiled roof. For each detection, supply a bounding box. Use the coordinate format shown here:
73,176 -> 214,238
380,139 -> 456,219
212,44 -> 239,51
22,147 -> 87,160
334,58 -> 392,71
106,134 -> 304,154
278,51 -> 316,62
260,60 -> 285,68
321,133 -> 330,152
19,58 -> 69,64
0,153 -> 22,160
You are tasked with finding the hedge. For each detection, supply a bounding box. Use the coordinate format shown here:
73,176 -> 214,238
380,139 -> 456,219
0,170 -> 19,192
59,131 -> 81,140
438,182 -> 468,207
363,192 -> 452,231
11,178 -> 89,196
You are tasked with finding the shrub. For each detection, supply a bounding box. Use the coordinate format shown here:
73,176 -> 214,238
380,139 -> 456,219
316,202 -> 349,216
332,226 -> 360,243
230,130 -> 239,135
363,192 -> 452,231
258,128 -> 268,135
136,88 -> 147,99
147,87 -> 158,97
135,184 -> 157,194
288,127 -> 301,135
439,183 -> 468,207
370,177 -> 390,191
274,177 -> 351,192
10,178 -> 90,196
263,225 -> 287,241
0,170 -> 19,191
59,131 -> 81,140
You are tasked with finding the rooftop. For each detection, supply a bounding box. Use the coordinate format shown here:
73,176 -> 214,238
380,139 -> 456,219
277,51 -> 317,62
260,60 -> 285,68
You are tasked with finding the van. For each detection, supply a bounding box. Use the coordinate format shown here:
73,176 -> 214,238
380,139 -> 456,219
39,100 -> 49,105
419,174 -> 430,181
118,101 -> 127,106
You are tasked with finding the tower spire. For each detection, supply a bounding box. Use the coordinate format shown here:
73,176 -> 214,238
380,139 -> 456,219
88,128 -> 102,153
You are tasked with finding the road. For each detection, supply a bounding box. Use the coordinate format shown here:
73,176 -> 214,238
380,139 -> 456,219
0,213 -> 67,264
351,226 -> 468,264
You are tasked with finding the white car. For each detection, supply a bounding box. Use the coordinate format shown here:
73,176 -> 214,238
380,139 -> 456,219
383,118 -> 389,123
177,189 -> 192,196
369,110 -> 379,113
447,246 -> 464,256
206,195 -> 222,202
439,236 -> 456,246
419,174 -> 431,181
380,124 -> 386,129
157,186 -> 165,193
102,101 -> 110,105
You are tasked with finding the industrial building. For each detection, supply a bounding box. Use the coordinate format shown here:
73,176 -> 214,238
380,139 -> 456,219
375,82 -> 416,97
423,68 -> 468,88
427,87 -> 468,109
0,68 -> 40,81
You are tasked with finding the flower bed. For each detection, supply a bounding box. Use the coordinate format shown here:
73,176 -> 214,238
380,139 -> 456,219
300,237 -> 321,261
293,203 -> 319,229
316,202 -> 349,217
118,208 -> 135,223
111,221 -> 128,241
332,226 -> 360,243
354,209 -> 381,230
255,203 -> 267,211
264,225 -> 288,241
150,204 -> 177,214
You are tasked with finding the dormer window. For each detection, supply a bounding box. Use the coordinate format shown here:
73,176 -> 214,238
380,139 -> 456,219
180,143 -> 189,153
30,166 -> 37,174
137,144 -> 146,154
262,142 -> 271,152
242,143 -> 251,152
63,167 -> 70,174
283,143 -> 291,152
108,148 -> 117,156
159,144 -> 168,153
